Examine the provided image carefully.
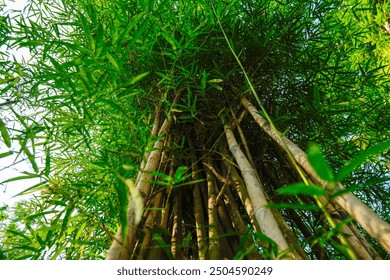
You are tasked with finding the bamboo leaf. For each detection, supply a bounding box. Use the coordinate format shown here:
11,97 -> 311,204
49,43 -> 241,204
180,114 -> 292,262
114,179 -> 129,241
173,166 -> 189,183
129,72 -> 150,85
78,12 -> 94,52
61,205 -> 75,237
113,12 -> 145,47
0,151 -> 13,158
208,78 -> 223,83
0,119 -> 11,148
105,52 -> 119,71
12,181 -> 47,197
44,146 -> 51,176
1,174 -> 40,184
27,210 -> 58,220
201,70 -> 208,90
75,222 -> 88,240
127,17 -> 150,49
276,183 -> 326,196
307,143 -> 335,183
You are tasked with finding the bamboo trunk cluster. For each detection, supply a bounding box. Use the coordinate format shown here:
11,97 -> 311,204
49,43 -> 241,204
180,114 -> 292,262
105,92 -> 388,260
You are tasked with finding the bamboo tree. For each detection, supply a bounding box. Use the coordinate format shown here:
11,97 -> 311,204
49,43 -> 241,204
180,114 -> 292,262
1,0 -> 389,260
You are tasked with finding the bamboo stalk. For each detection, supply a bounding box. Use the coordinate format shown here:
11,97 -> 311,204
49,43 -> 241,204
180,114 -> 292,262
136,104 -> 162,184
224,123 -> 292,258
171,188 -> 183,259
215,192 -> 237,259
221,147 -> 259,232
106,93 -> 181,260
138,190 -> 164,259
230,107 -> 255,168
242,97 -> 390,253
223,187 -> 263,259
203,157 -> 221,259
187,133 -> 208,259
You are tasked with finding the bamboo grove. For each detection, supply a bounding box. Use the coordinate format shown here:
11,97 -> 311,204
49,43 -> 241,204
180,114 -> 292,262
0,0 -> 389,260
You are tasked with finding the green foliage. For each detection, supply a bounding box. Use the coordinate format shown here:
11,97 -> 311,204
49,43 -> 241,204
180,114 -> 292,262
307,143 -> 336,183
336,139 -> 390,182
277,183 -> 326,197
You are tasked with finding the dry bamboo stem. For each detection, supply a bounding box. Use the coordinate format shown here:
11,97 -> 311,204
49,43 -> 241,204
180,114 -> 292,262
242,96 -> 390,253
224,123 -> 292,258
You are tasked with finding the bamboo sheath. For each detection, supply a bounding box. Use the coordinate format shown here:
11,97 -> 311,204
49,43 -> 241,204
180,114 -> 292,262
241,97 -> 390,253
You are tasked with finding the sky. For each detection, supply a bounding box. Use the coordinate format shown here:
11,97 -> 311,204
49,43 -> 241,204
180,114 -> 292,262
0,0 -> 38,207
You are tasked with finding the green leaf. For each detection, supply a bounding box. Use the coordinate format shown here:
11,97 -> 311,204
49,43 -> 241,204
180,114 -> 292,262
127,17 -> 150,49
114,179 -> 129,242
105,52 -> 119,71
313,84 -> 321,110
129,72 -> 150,85
94,23 -> 104,57
27,210 -> 58,220
1,174 -> 40,184
208,78 -> 223,83
96,98 -> 123,113
44,146 -> 51,176
307,143 -> 335,183
12,181 -> 47,197
216,0 -> 223,17
78,12 -> 94,52
113,12 -> 145,47
6,229 -> 31,241
0,151 -> 13,158
75,222 -> 88,240
201,70 -> 208,90
173,166 -> 189,183
0,119 -> 11,148
336,139 -> 390,182
276,183 -> 326,196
